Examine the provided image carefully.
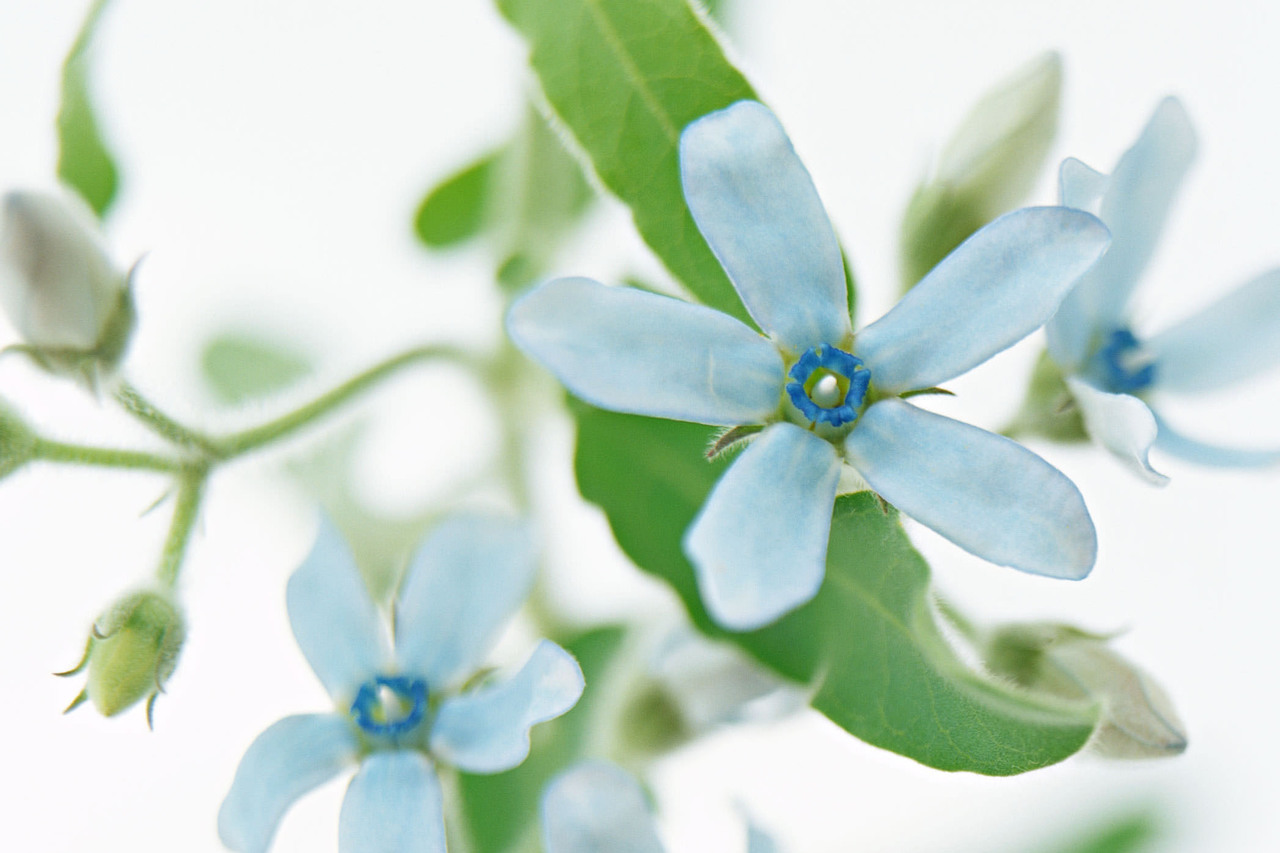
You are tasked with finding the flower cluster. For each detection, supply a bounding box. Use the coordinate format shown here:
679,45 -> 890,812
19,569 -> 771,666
509,100 -> 1108,630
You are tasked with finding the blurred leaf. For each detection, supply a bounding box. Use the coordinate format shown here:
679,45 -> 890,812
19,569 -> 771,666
414,151 -> 500,248
900,52 -> 1062,290
1041,811 -> 1163,853
459,626 -> 627,853
1004,349 -> 1089,442
573,405 -> 1100,774
57,0 -> 120,219
495,0 -> 758,323
200,332 -> 312,405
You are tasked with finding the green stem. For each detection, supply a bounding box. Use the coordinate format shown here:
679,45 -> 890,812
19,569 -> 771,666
156,470 -> 207,588
216,345 -> 474,457
114,383 -> 223,457
33,438 -> 181,473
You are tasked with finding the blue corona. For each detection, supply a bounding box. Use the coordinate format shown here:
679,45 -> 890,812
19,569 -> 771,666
350,675 -> 428,738
1095,328 -> 1157,394
785,344 -> 870,427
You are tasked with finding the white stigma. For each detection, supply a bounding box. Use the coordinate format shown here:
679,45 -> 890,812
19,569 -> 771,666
811,374 -> 843,407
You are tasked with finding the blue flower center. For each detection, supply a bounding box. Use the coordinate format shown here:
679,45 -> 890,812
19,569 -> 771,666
785,344 -> 869,427
1094,328 -> 1157,394
350,675 -> 428,738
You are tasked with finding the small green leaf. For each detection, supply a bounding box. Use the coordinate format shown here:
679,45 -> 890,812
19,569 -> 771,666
414,152 -> 500,248
57,0 -> 120,219
1038,811 -> 1163,853
900,52 -> 1062,290
459,626 -> 626,853
200,333 -> 313,406
495,0 -> 758,323
573,405 -> 1100,774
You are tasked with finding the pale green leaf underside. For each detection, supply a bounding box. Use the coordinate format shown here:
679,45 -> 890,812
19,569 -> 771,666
57,0 -> 119,219
573,406 -> 1099,774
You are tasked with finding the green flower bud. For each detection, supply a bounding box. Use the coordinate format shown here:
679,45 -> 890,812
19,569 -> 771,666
59,590 -> 185,727
0,190 -> 136,386
0,399 -> 37,480
899,52 -> 1062,290
984,623 -> 1187,759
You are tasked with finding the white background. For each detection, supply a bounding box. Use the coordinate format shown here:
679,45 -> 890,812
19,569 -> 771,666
1,1 -> 1279,851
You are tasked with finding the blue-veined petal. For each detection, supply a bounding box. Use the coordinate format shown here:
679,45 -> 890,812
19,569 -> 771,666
1052,97 -> 1198,359
218,714 -> 358,853
1146,269 -> 1280,393
1153,411 -> 1280,467
430,640 -> 584,774
843,399 -> 1096,579
507,277 -> 783,425
1066,378 -> 1168,485
856,207 -> 1109,393
684,422 -> 841,631
680,100 -> 851,352
286,518 -> 389,702
541,761 -> 665,853
395,515 -> 537,688
1047,158 -> 1111,367
338,751 -> 445,853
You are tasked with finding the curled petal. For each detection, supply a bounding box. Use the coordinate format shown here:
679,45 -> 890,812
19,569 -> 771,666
507,277 -> 783,426
843,399 -> 1096,579
1058,156 -> 1109,213
395,515 -> 537,688
218,714 -> 358,853
1146,268 -> 1280,393
287,518 -> 389,702
338,751 -> 446,853
856,207 -> 1109,393
1051,97 -> 1198,364
680,100 -> 851,352
430,640 -> 584,774
684,423 -> 841,631
541,761 -> 665,853
1066,378 -> 1168,485
1152,412 -> 1280,468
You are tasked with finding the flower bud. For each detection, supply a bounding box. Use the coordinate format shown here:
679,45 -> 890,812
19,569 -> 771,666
0,398 -> 37,480
984,623 -> 1186,759
60,590 -> 185,726
0,190 -> 135,383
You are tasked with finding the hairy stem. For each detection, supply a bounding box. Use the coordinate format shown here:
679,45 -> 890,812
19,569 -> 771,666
33,438 -> 181,473
156,470 -> 207,588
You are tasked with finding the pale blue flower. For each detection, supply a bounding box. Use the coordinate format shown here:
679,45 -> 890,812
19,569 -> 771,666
218,516 -> 584,853
541,761 -> 780,853
508,100 -> 1107,631
1047,97 -> 1280,480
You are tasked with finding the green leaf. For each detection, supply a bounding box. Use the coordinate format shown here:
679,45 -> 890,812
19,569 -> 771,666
200,332 -> 312,405
414,152 -> 500,248
459,626 -> 627,853
1004,349 -> 1089,442
573,405 -> 1100,774
900,52 -> 1062,290
495,0 -> 759,323
1039,811 -> 1162,853
57,0 -> 120,219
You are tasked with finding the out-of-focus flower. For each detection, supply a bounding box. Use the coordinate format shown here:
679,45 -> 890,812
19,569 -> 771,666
218,515 -> 584,853
542,761 -> 780,853
1042,97 -> 1280,478
0,190 -> 134,384
509,100 -> 1107,631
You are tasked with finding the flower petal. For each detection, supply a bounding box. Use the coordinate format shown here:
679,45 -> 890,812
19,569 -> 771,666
1051,97 -> 1198,363
1046,158 -> 1112,366
338,751 -> 445,853
680,100 -> 851,352
1152,412 -> 1280,468
684,422 -> 841,631
856,207 -> 1109,393
430,640 -> 584,774
218,714 -> 358,853
843,399 -> 1096,579
541,761 -> 665,853
747,825 -> 782,853
394,515 -> 537,688
507,277 -> 783,425
1146,268 -> 1280,393
1058,156 -> 1109,212
286,518 -> 389,702
1066,378 -> 1168,485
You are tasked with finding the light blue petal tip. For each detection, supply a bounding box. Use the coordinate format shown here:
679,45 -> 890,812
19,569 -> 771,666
541,761 -> 665,853
338,751 -> 446,853
1066,378 -> 1168,485
430,640 -> 584,774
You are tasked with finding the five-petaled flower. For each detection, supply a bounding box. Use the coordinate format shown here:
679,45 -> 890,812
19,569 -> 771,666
1045,96 -> 1280,479
218,515 -> 584,853
541,761 -> 779,853
508,100 -> 1108,631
